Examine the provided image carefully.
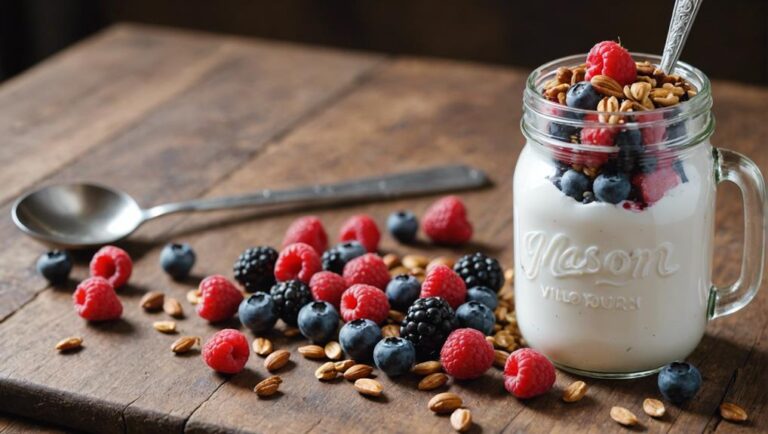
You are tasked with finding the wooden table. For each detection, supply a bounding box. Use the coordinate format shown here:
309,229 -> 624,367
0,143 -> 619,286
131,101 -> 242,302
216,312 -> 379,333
0,24 -> 766,434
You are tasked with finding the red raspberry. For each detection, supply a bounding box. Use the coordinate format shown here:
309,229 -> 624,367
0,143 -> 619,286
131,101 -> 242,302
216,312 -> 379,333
202,329 -> 250,374
309,271 -> 348,310
440,328 -> 494,380
342,253 -> 390,290
422,196 -> 472,245
585,41 -> 637,86
636,111 -> 666,145
196,275 -> 244,322
420,264 -> 466,309
579,116 -> 616,168
274,242 -> 321,284
73,277 -> 123,321
89,245 -> 132,288
632,165 -> 680,205
339,214 -> 380,252
340,284 -> 390,323
503,348 -> 556,399
282,216 -> 328,255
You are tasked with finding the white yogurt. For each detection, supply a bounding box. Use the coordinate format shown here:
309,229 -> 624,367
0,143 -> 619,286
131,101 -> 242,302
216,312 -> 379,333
513,142 -> 716,374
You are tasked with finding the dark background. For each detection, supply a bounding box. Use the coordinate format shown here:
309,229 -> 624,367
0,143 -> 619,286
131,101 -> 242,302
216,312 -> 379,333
1,0 -> 766,84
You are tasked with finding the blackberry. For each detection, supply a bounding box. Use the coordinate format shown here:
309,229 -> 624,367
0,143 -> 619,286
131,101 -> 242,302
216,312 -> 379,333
233,246 -> 278,293
453,252 -> 504,292
270,279 -> 313,326
400,297 -> 457,359
321,241 -> 366,274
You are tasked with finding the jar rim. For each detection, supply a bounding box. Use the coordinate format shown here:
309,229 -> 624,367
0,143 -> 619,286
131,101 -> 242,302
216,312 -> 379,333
522,53 -> 714,155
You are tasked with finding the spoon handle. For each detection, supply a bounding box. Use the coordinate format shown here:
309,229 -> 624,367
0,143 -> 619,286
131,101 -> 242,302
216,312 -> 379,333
141,165 -> 490,221
659,0 -> 704,74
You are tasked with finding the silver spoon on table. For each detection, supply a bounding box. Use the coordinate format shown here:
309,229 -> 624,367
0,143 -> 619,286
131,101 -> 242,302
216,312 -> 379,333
11,165 -> 489,249
659,0 -> 704,74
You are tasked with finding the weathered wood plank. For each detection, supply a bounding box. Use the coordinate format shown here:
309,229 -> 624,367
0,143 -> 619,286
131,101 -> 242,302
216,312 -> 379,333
0,28 -> 383,323
0,413 -> 67,434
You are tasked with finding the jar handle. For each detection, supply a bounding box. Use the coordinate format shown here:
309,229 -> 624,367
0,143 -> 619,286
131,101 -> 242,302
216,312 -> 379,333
709,148 -> 767,319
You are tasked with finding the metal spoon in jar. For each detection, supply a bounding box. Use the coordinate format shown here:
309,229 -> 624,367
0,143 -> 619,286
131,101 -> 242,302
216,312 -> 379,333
659,0 -> 704,74
11,164 -> 489,249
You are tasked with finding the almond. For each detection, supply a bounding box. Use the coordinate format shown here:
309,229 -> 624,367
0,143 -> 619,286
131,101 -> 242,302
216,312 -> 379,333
450,408 -> 472,432
555,67 -> 573,85
334,359 -> 355,373
163,297 -> 184,318
642,398 -> 665,417
354,378 -> 383,397
252,337 -> 273,356
383,253 -> 400,269
315,362 -> 337,381
140,291 -> 164,311
590,75 -> 624,98
298,345 -> 326,359
55,336 -> 82,351
402,254 -> 429,269
253,376 -> 282,397
171,336 -> 200,354
186,289 -> 201,304
390,266 -> 410,277
382,324 -> 400,338
720,402 -> 748,422
388,310 -> 405,323
412,360 -> 442,375
264,349 -> 290,371
562,381 -> 588,403
494,350 -> 510,369
610,406 -> 638,426
324,341 -> 342,360
153,321 -> 177,334
428,257 -> 455,269
428,392 -> 462,414
418,373 -> 448,391
343,364 -> 373,381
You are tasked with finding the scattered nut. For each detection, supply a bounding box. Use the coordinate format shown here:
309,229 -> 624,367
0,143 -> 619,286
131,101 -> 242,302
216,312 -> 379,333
283,327 -> 301,337
186,289 -> 201,305
590,75 -> 624,98
402,255 -> 429,269
610,406 -> 638,427
55,336 -> 82,352
140,291 -> 164,311
171,336 -> 200,354
642,398 -> 665,417
343,364 -> 374,381
382,324 -> 400,338
354,378 -> 383,397
412,360 -> 442,375
720,402 -> 748,422
252,337 -> 273,356
383,253 -> 400,269
264,349 -> 290,371
314,362 -> 337,381
163,297 -> 184,318
418,373 -> 448,391
298,345 -> 326,359
562,381 -> 588,403
428,392 -> 463,413
494,350 -> 510,369
324,341 -> 342,360
450,408 -> 472,432
388,310 -> 405,323
254,376 -> 282,397
334,359 -> 355,373
153,321 -> 177,334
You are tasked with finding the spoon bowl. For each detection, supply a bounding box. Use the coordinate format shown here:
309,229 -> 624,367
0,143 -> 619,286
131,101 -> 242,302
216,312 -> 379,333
12,183 -> 144,248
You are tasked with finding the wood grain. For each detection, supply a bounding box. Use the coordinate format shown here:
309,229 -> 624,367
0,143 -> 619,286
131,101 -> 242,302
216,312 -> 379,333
0,25 -> 767,433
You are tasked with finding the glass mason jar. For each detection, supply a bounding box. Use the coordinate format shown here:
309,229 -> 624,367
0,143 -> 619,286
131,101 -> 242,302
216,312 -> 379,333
514,54 -> 766,379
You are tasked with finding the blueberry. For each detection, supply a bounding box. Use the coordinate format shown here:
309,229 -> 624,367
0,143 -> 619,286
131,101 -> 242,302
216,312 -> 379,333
387,211 -> 419,243
593,172 -> 631,204
36,250 -> 72,284
385,274 -> 421,311
566,82 -> 602,110
658,361 -> 702,404
455,301 -> 495,335
639,153 -> 658,174
238,292 -> 278,333
548,122 -> 580,143
297,301 -> 340,343
466,286 -> 498,310
159,243 -> 196,279
673,159 -> 689,183
339,319 -> 382,362
373,337 -> 416,376
615,129 -> 644,172
337,241 -> 367,262
560,170 -> 590,201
